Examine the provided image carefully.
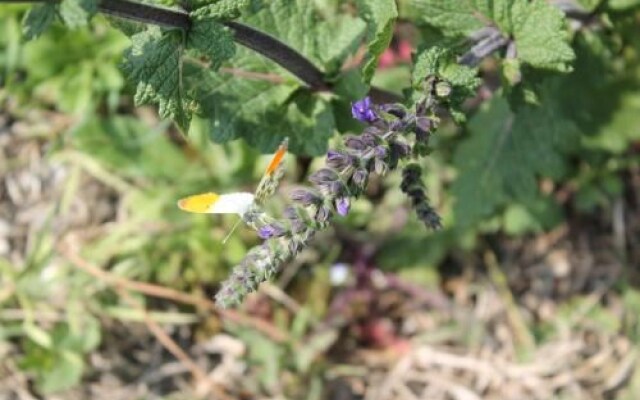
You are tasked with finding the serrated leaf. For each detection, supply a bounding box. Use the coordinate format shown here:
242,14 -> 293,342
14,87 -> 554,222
511,1 -> 575,72
242,0 -> 323,67
60,0 -> 97,29
315,15 -> 367,74
22,3 -> 57,41
191,0 -> 251,20
412,0 -> 575,72
357,0 -> 398,83
187,18 -> 236,70
122,28 -> 191,130
452,91 -> 579,227
410,0 -> 485,36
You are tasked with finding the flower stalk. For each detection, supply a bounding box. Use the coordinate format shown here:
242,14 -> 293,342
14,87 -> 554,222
216,79 -> 447,307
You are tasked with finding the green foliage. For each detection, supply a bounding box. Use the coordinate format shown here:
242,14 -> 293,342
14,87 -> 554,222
9,15 -> 129,114
19,318 -> 101,393
187,18 -> 236,70
412,0 -> 575,72
22,3 -> 56,40
609,0 -> 640,10
122,28 -> 193,130
452,92 -> 579,227
356,0 -> 398,82
59,0 -> 98,29
22,0 -> 97,39
191,0 -> 250,20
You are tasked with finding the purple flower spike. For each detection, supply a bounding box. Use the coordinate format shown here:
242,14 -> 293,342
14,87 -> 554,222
336,197 -> 350,216
351,97 -> 378,123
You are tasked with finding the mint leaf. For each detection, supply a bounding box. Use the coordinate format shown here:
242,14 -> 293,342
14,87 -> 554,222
187,18 -> 236,71
315,15 -> 367,74
122,28 -> 191,130
452,91 -> 580,226
410,0 -> 484,36
23,3 -> 57,40
60,0 -> 98,29
243,0 -> 323,68
412,0 -> 575,72
511,1 -> 575,72
357,0 -> 398,83
191,0 -> 250,20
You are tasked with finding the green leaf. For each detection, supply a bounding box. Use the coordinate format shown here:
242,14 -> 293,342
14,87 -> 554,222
187,18 -> 236,71
315,15 -> 367,74
452,91 -> 580,227
122,27 -> 192,130
60,0 -> 98,29
608,0 -> 640,9
511,0 -> 575,72
357,0 -> 398,83
23,323 -> 53,349
242,0 -> 323,67
410,0 -> 485,36
22,3 -> 57,41
576,0 -> 603,12
191,0 -> 251,20
412,0 -> 575,72
39,351 -> 84,393
412,46 -> 480,116
583,91 -> 640,153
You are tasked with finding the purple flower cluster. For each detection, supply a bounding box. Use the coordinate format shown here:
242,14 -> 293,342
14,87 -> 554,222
215,91 -> 444,307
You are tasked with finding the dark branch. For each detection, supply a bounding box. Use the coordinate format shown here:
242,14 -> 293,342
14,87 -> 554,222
223,21 -> 329,91
458,28 -> 510,67
99,0 -> 190,29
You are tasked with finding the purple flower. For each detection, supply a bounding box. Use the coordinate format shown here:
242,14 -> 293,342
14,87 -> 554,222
351,168 -> 368,189
374,145 -> 388,159
315,205 -> 331,223
326,150 -> 354,170
335,197 -> 350,216
258,223 -> 287,239
290,188 -> 321,206
351,97 -> 378,123
380,103 -> 407,118
344,136 -> 367,151
309,168 -> 339,186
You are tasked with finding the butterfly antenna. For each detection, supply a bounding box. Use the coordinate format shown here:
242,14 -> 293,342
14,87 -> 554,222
222,218 -> 242,245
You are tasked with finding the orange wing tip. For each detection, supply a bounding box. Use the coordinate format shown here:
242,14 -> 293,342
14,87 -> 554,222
177,192 -> 255,215
265,138 -> 289,176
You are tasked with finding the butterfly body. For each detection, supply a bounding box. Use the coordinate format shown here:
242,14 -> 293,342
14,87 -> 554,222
177,139 -> 288,216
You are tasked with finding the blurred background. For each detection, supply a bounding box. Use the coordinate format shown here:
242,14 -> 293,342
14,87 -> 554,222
2,3 -> 640,399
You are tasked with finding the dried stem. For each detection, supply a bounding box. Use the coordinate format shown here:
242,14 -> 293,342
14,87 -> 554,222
57,242 -> 290,342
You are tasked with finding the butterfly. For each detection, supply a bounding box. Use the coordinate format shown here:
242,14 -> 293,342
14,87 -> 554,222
177,138 -> 288,216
